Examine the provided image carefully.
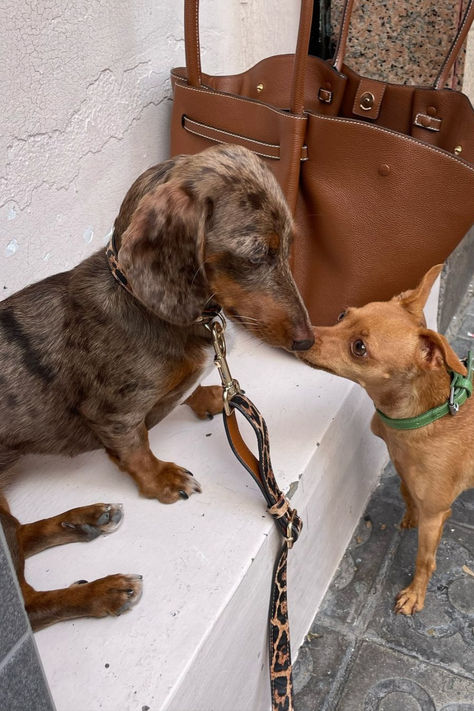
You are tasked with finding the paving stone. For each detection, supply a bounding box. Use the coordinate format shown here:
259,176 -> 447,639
366,522 -> 474,678
451,336 -> 473,358
0,532 -> 28,661
316,481 -> 403,630
293,624 -> 355,711
0,636 -> 55,711
336,640 -> 474,711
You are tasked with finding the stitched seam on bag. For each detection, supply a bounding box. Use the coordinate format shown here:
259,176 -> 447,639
308,113 -> 474,173
436,1 -> 473,88
183,123 -> 281,160
184,116 -> 281,150
194,1 -> 201,83
174,81 -> 308,121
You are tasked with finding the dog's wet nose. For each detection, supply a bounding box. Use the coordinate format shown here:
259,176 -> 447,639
291,337 -> 315,351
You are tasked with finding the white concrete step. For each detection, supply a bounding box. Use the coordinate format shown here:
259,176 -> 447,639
7,282 -> 438,711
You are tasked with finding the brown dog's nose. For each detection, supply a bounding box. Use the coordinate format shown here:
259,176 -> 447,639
291,337 -> 315,351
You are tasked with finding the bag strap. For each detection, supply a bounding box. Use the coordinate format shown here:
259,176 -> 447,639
183,0 -> 314,115
332,0 -> 474,88
435,0 -> 474,88
332,0 -> 355,72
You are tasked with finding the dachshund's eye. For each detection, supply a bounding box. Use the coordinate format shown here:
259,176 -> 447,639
337,310 -> 346,322
351,339 -> 367,357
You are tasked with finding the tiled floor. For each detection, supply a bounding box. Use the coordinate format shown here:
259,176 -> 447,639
293,281 -> 474,711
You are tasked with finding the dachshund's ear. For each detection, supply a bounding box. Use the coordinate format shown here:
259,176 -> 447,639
118,182 -> 209,325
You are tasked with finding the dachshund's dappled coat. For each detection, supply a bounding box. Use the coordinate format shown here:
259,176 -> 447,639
0,145 -> 313,629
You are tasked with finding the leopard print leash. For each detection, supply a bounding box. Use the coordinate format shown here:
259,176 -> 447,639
223,393 -> 302,711
205,314 -> 302,711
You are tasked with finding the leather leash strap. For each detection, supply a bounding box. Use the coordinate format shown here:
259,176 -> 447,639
206,315 -> 302,711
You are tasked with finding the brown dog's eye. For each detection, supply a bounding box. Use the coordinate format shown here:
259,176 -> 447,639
337,310 -> 346,322
351,339 -> 367,357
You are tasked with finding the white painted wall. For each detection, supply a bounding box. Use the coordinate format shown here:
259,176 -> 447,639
0,0 -> 299,296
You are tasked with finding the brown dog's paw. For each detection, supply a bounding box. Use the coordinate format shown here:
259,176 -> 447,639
60,503 -> 124,540
139,463 -> 202,504
400,511 -> 418,529
70,574 -> 143,617
184,385 -> 224,420
394,586 -> 425,615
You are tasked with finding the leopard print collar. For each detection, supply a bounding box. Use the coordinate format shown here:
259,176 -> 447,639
105,233 -> 134,297
105,235 -> 221,324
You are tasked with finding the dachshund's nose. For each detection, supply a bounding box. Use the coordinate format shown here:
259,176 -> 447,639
291,337 -> 315,351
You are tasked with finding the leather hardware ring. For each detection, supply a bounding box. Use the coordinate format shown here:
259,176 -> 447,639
360,91 -> 375,111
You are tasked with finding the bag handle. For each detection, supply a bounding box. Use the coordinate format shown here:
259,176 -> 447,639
184,0 -> 314,115
435,0 -> 474,89
332,0 -> 474,88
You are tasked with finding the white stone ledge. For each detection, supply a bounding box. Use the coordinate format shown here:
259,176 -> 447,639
5,327 -> 383,711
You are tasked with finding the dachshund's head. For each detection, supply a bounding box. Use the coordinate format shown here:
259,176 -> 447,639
114,145 -> 313,352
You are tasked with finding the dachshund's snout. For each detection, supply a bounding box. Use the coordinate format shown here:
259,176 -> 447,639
291,337 -> 315,351
290,324 -> 315,351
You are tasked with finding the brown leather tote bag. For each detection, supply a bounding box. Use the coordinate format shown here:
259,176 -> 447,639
171,0 -> 474,325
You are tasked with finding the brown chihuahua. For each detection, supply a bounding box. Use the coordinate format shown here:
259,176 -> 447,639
301,265 -> 473,615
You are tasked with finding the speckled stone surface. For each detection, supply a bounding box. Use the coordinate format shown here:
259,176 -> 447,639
331,0 -> 467,89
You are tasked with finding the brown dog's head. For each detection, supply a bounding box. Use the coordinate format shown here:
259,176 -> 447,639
300,264 -> 467,397
113,145 -> 313,352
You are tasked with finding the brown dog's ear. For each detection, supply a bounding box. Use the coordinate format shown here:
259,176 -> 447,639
396,264 -> 443,318
117,182 -> 209,325
418,328 -> 467,375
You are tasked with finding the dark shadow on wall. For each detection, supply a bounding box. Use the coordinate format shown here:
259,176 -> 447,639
309,0 -> 334,58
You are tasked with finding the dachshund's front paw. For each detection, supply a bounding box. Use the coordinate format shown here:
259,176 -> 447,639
185,385 -> 224,420
140,463 -> 202,504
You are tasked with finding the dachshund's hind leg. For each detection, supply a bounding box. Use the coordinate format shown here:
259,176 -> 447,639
18,503 -> 124,557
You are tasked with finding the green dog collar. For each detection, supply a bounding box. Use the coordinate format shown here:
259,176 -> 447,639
376,349 -> 473,431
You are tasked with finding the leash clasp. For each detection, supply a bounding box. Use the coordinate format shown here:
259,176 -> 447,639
205,313 -> 241,415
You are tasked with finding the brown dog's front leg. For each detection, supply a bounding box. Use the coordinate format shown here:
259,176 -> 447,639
399,481 -> 419,529
105,424 -> 201,503
23,575 -> 143,631
184,385 -> 224,419
395,508 -> 451,615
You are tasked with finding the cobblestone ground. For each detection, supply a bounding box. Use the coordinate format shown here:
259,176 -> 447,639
293,280 -> 474,711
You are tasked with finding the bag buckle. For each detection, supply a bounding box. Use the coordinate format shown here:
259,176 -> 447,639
318,87 -> 333,104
